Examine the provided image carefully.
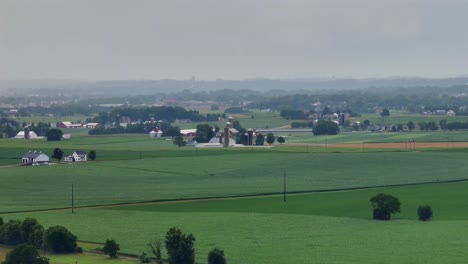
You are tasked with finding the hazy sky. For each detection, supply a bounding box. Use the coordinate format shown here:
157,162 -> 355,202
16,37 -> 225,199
1,0 -> 468,80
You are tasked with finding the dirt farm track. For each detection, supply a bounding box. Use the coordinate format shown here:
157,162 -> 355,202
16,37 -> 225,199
302,142 -> 468,149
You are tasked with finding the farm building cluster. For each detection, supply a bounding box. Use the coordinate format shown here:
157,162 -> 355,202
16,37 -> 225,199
21,150 -> 88,166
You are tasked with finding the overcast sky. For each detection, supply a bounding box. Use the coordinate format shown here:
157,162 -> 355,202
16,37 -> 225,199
1,0 -> 468,80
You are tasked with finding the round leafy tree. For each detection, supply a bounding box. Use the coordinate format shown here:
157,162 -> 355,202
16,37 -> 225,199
43,225 -> 77,253
417,205 -> 433,221
103,239 -> 120,258
3,244 -> 49,264
88,150 -> 97,161
52,148 -> 64,160
370,193 -> 400,220
266,133 -> 275,145
255,133 -> 265,146
46,128 -> 63,141
165,227 -> 195,264
277,136 -> 285,144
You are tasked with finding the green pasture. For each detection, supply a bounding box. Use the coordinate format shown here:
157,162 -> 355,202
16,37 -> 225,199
46,253 -> 138,264
1,150 -> 468,212
355,113 -> 468,125
5,181 -> 468,264
115,181 -> 468,221
2,129 -> 468,167
174,111 -> 294,130
285,130 -> 468,144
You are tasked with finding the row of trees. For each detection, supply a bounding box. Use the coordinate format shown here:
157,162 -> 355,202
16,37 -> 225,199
141,227 -> 227,264
89,122 -> 181,137
0,217 -> 80,264
90,106 -> 208,126
370,193 -> 432,221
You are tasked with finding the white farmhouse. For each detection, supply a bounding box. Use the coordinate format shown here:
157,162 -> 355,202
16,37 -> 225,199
63,151 -> 87,162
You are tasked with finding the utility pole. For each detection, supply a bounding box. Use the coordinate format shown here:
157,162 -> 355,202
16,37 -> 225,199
283,172 -> 286,202
71,183 -> 74,214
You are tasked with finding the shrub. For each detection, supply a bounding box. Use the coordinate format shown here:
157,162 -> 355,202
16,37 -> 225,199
43,226 -> 77,253
139,252 -> 151,263
277,136 -> 285,144
418,205 -> 433,221
208,248 -> 227,264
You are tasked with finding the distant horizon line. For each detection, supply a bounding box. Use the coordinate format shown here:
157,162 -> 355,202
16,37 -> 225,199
1,74 -> 468,82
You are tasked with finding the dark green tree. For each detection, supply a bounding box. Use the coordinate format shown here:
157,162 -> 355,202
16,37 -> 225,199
43,226 -> 77,253
370,193 -> 401,220
417,205 -> 433,221
194,124 -> 215,143
313,120 -> 340,135
255,133 -> 265,146
208,248 -> 227,264
380,109 -> 390,123
103,239 -> 120,258
407,121 -> 415,131
165,227 -> 195,264
173,135 -> 187,147
3,244 -> 49,264
52,148 -> 64,160
88,150 -> 96,161
163,126 -> 181,137
0,216 -> 3,226
0,219 -> 22,245
427,121 -> 438,131
20,218 -> 44,248
266,133 -> 275,145
439,119 -> 448,130
45,128 -> 63,141
277,136 -> 285,144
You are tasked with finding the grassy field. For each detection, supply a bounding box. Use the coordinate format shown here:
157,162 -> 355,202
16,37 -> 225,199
4,181 -> 468,264
1,150 -> 467,212
0,246 -> 139,264
2,125 -> 468,263
354,112 -> 468,125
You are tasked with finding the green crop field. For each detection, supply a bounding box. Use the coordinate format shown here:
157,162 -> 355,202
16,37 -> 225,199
354,112 -> 468,125
286,130 -> 468,144
1,150 -> 467,212
4,181 -> 468,264
2,129 -> 468,263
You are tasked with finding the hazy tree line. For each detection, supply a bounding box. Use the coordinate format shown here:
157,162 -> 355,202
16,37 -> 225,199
248,85 -> 468,114
4,84 -> 468,118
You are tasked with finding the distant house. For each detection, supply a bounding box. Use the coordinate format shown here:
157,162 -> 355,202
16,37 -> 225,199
447,110 -> 456,116
180,129 -> 197,137
59,122 -> 83,128
149,128 -> 163,138
22,151 -> 49,165
14,131 -> 42,139
433,110 -> 447,116
63,151 -> 87,162
83,123 -> 100,128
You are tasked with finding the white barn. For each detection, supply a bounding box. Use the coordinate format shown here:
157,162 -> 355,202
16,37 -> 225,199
22,151 -> 49,165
